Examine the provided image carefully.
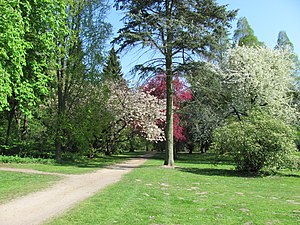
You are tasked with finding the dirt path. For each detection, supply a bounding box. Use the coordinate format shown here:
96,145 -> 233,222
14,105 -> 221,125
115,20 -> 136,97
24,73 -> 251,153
0,152 -> 155,225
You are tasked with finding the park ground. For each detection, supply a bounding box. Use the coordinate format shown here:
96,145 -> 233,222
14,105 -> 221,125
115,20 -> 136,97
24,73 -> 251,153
0,152 -> 299,225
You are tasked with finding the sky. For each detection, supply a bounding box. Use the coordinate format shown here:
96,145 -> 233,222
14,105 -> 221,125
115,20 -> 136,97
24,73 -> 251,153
107,0 -> 300,77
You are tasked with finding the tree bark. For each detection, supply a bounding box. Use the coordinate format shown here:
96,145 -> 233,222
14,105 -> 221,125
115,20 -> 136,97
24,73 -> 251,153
164,0 -> 174,167
164,56 -> 174,166
21,115 -> 28,141
55,66 -> 64,161
5,101 -> 16,145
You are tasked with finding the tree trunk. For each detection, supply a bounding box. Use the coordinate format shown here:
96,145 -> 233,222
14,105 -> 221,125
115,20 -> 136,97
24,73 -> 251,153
21,115 -> 28,141
164,56 -> 174,166
164,0 -> 174,167
5,102 -> 16,145
55,66 -> 64,161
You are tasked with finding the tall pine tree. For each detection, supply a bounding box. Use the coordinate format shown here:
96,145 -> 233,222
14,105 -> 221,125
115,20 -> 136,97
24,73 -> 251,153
114,0 -> 236,166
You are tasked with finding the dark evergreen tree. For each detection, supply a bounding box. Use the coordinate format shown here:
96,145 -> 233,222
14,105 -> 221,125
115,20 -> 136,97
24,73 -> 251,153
102,47 -> 123,81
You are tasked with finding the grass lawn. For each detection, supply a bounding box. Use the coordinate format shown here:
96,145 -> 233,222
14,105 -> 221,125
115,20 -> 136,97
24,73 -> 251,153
48,153 -> 300,225
0,151 -> 143,174
0,171 -> 60,204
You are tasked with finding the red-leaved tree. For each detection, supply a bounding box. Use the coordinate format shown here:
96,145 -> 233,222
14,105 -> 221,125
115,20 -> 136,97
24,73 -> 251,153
143,74 -> 192,142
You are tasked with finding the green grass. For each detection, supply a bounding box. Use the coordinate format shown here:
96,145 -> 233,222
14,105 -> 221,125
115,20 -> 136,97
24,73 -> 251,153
48,153 -> 300,225
0,151 -> 143,174
0,171 -> 60,204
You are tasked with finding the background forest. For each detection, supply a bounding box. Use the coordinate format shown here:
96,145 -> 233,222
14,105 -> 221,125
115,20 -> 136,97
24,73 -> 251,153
0,0 -> 299,174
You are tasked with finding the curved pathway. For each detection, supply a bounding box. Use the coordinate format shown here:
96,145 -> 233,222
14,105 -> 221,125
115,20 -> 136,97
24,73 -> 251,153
0,152 -> 155,225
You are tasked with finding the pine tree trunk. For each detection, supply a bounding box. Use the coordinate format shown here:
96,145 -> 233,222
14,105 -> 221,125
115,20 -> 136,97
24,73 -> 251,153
164,0 -> 174,167
164,56 -> 174,166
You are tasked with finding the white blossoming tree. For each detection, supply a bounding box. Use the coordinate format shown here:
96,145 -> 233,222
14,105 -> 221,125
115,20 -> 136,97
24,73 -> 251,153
211,46 -> 298,173
104,81 -> 165,154
220,46 -> 297,122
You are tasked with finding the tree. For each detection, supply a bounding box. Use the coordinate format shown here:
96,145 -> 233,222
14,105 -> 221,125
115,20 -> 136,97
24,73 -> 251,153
54,0 -> 112,160
275,31 -> 294,51
275,31 -> 299,76
114,0 -> 237,166
233,17 -> 264,47
209,46 -> 298,173
185,63 -> 228,153
142,73 -> 192,143
0,0 -> 67,145
105,81 -> 165,155
219,46 -> 296,122
102,47 -> 123,81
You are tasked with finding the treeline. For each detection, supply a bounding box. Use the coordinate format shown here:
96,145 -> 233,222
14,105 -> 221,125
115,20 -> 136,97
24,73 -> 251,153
0,0 -> 115,160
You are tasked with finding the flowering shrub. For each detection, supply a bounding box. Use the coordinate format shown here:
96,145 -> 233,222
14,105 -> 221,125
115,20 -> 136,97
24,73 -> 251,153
108,81 -> 165,142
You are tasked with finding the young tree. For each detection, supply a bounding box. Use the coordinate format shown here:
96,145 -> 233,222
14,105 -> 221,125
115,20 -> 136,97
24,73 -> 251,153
114,0 -> 236,166
105,81 -> 165,155
233,17 -> 264,47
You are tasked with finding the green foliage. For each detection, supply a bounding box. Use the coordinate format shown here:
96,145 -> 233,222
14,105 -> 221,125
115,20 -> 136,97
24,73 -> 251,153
0,0 -> 66,114
53,0 -> 112,160
212,109 -> 298,173
0,0 -> 27,110
0,155 -> 54,164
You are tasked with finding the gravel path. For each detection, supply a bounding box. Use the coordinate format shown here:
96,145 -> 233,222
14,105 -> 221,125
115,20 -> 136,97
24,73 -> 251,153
0,152 -> 155,225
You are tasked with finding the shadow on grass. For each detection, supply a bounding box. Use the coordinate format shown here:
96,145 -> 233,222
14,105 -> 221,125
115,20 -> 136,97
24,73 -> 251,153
178,166 -> 300,178
177,167 -> 259,178
55,151 -> 146,169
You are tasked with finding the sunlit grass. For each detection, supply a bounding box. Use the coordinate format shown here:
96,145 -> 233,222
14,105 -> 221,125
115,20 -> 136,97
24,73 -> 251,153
0,171 -> 60,204
48,153 -> 300,225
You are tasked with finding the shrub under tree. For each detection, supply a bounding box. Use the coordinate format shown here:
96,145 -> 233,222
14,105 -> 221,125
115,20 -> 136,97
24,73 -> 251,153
212,109 -> 297,173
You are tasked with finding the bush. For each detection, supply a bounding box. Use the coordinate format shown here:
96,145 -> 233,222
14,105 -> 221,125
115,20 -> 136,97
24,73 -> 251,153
0,155 -> 55,164
211,110 -> 297,173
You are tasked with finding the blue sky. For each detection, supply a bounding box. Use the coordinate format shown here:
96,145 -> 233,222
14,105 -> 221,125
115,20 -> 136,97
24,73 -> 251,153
218,0 -> 300,54
107,0 -> 300,76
